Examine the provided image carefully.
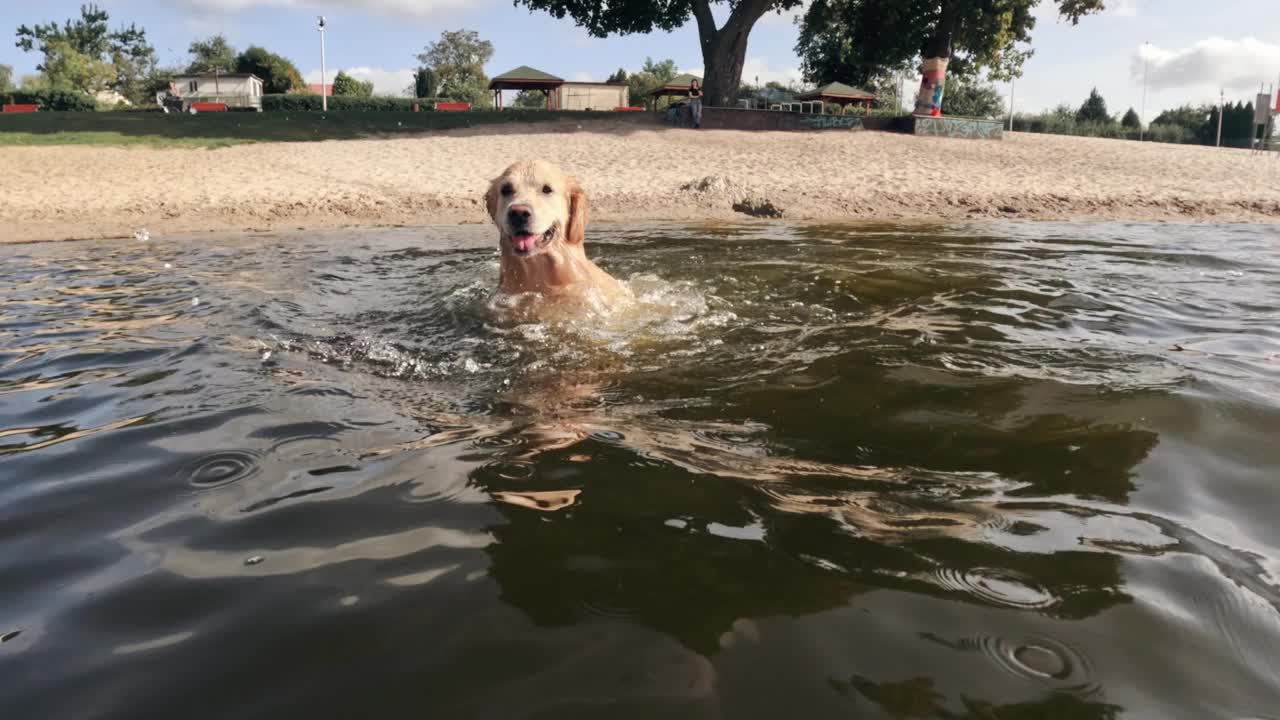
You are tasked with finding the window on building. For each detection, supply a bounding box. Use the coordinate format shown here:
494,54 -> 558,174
188,80 -> 199,93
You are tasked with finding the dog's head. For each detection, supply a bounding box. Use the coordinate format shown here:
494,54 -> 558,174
485,160 -> 586,258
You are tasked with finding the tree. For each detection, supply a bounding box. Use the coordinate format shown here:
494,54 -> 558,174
187,34 -> 237,74
0,64 -> 13,92
513,0 -> 803,107
513,89 -> 549,108
1076,87 -> 1111,124
1120,107 -> 1140,128
413,67 -> 437,98
796,0 -> 1104,114
606,68 -> 627,84
40,39 -> 116,95
14,3 -> 156,101
624,57 -> 678,109
331,70 -> 374,97
234,46 -> 302,94
416,29 -> 493,107
940,75 -> 1003,118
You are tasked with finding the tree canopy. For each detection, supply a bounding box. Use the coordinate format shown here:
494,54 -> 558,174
512,0 -> 802,107
187,34 -> 237,74
413,67 -> 437,99
416,29 -> 493,107
332,70 -> 374,98
941,76 -> 1004,118
14,3 -> 156,102
1120,107 -> 1140,128
0,64 -> 15,92
234,46 -> 303,94
1076,87 -> 1111,124
513,89 -> 549,108
796,0 -> 1104,87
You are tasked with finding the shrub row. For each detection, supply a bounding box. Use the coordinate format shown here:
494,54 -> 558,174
1,89 -> 97,112
262,94 -> 454,112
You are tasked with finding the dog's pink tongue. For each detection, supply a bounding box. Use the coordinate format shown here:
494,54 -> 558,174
512,233 -> 537,252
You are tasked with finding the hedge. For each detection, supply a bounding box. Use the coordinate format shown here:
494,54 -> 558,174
262,94 -> 446,112
1,89 -> 97,112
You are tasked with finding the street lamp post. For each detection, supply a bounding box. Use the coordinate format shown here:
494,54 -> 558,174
317,16 -> 327,112
1139,41 -> 1150,142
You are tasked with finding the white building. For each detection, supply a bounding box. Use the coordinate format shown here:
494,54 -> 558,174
555,82 -> 630,111
168,73 -> 265,110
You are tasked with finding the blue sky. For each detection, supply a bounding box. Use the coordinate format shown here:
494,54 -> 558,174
3,1 -> 1279,117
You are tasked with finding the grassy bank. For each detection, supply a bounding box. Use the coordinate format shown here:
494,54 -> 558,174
0,110 -> 656,148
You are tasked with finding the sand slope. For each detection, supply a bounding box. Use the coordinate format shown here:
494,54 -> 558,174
2,120 -> 1278,242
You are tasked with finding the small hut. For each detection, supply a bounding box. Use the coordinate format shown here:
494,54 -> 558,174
489,66 -> 564,109
795,82 -> 877,115
648,73 -> 703,108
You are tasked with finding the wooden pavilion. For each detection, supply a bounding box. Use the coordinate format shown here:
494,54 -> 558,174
489,66 -> 564,109
795,82 -> 877,115
648,73 -> 703,107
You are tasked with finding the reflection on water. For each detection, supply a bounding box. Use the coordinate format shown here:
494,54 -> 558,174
2,222 -> 1279,719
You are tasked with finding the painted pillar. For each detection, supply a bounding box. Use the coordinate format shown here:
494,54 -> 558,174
914,57 -> 949,117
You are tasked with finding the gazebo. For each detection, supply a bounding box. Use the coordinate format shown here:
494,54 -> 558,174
648,73 -> 703,107
796,82 -> 877,115
489,66 -> 564,109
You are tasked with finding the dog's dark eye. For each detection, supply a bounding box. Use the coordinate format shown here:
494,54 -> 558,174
541,184 -> 553,195
500,183 -> 513,196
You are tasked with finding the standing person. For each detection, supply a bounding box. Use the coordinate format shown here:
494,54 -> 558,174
688,79 -> 703,128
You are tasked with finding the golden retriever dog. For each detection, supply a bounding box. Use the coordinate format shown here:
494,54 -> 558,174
485,160 -> 628,306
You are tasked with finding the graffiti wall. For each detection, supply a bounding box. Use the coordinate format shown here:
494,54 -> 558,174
797,115 -> 862,129
912,116 -> 1003,140
914,57 -> 949,117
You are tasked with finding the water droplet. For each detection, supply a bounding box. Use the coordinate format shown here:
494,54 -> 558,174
191,297 -> 200,307
339,595 -> 359,607
930,567 -> 1057,610
181,450 -> 262,489
163,263 -> 172,269
1,630 -> 21,643
134,228 -> 150,241
462,358 -> 480,373
979,634 -> 1098,694
244,555 -> 264,566
261,350 -> 272,363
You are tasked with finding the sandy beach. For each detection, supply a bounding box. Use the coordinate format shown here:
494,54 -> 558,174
2,119 -> 1278,243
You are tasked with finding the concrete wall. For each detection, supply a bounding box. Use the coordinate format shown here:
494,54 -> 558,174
698,107 -> 867,131
909,115 -> 1003,140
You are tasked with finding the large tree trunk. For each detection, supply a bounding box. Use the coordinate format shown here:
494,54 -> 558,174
914,2 -> 957,116
691,0 -> 772,108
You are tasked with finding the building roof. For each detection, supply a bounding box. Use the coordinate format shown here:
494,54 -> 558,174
489,65 -> 564,89
649,73 -> 703,96
174,73 -> 263,81
307,83 -> 333,96
796,81 -> 876,101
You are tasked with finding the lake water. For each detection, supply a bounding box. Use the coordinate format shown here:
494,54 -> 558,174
2,222 -> 1278,719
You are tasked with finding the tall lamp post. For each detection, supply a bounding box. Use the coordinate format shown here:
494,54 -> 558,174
317,16 -> 327,112
1139,41 -> 1150,141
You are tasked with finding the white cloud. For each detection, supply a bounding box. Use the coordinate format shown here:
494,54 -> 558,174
1135,37 -> 1280,92
1108,0 -> 1139,18
740,57 -> 804,86
304,66 -> 415,96
178,0 -> 483,20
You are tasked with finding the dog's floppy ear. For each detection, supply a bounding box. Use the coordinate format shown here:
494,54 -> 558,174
484,176 -> 500,220
566,177 -> 586,245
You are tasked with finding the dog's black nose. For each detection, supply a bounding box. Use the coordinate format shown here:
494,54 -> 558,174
507,205 -> 532,224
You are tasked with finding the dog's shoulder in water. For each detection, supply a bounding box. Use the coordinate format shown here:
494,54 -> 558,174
485,159 -> 630,311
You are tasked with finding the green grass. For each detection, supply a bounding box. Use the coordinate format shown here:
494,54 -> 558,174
0,110 -> 653,148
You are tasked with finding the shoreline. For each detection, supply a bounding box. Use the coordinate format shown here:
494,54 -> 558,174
3,122 -> 1278,244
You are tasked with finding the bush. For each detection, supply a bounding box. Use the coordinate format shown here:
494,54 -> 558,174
262,94 -> 433,112
1,88 -> 97,111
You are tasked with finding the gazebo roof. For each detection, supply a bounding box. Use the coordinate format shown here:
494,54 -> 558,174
489,65 -> 564,89
650,73 -> 703,96
796,81 -> 876,101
